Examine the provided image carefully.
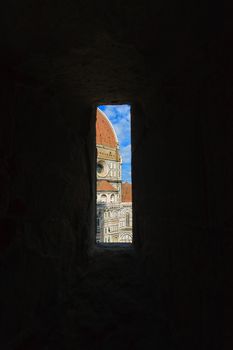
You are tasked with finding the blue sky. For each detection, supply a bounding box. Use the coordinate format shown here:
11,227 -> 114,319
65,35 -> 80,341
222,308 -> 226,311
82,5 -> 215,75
98,104 -> 131,183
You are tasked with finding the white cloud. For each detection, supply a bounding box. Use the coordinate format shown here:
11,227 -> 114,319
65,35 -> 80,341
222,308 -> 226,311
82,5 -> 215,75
121,144 -> 131,164
114,119 -> 130,145
101,105 -> 130,121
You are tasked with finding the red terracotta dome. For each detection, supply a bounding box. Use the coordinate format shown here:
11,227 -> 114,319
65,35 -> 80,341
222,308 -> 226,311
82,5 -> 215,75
96,108 -> 118,148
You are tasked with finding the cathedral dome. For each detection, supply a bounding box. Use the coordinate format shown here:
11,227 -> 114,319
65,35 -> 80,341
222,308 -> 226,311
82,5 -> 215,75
96,108 -> 118,148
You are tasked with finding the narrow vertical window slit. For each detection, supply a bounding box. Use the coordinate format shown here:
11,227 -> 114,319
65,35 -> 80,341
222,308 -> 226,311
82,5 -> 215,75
96,105 -> 133,244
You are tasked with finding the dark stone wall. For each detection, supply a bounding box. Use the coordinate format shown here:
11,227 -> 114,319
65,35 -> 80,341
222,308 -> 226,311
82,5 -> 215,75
0,2 -> 231,349
0,78 -> 96,345
133,80 -> 224,349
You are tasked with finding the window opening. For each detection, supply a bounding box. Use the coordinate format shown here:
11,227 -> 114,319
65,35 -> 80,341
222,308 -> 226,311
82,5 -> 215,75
96,105 -> 133,244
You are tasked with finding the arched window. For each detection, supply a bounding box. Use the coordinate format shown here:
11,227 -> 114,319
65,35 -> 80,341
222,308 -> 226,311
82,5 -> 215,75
101,194 -> 107,203
110,194 -> 115,203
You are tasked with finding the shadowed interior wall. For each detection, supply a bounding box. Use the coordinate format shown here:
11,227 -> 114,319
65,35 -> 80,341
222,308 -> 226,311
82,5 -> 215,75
0,2 -> 231,349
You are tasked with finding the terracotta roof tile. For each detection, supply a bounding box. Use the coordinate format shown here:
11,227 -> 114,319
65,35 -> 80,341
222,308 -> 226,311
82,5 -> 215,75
96,109 -> 118,148
122,182 -> 132,202
97,180 -> 118,192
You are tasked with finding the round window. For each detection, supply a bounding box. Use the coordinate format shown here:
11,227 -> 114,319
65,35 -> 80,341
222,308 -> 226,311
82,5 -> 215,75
96,161 -> 109,177
97,162 -> 104,174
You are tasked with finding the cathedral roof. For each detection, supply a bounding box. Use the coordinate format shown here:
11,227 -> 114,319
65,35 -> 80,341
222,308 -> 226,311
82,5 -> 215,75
97,180 -> 118,192
122,182 -> 132,202
96,108 -> 118,148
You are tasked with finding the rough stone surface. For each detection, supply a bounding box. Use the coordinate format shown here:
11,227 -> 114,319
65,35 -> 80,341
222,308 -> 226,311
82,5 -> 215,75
0,2 -> 231,349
